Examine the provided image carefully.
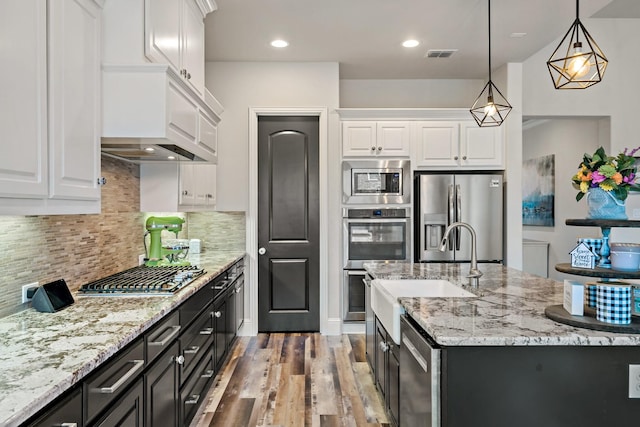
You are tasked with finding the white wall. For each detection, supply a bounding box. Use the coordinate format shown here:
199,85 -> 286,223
498,63 -> 524,270
523,17 -> 640,245
522,118 -> 607,280
204,61 -> 342,335
340,79 -> 484,108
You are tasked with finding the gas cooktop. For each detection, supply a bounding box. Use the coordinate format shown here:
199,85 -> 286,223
78,265 -> 206,296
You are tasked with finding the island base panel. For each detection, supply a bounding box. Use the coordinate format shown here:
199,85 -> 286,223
441,346 -> 640,427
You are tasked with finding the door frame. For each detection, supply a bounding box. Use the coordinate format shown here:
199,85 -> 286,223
246,107 -> 328,336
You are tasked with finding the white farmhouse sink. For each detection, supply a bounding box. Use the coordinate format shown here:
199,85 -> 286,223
371,279 -> 475,345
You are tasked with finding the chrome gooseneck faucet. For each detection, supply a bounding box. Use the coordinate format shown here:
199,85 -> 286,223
439,221 -> 483,286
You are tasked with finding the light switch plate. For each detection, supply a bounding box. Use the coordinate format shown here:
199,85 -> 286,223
629,364 -> 640,398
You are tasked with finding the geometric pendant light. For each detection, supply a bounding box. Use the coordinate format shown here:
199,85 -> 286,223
546,0 -> 608,89
470,0 -> 512,127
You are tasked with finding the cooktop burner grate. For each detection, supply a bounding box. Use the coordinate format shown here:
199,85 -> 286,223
79,265 -> 205,296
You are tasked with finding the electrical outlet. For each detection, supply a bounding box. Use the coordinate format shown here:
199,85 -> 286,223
139,254 -> 146,265
629,364 -> 640,398
22,282 -> 39,304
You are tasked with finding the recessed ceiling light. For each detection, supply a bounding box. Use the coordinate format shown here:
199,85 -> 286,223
510,32 -> 527,38
402,39 -> 420,48
167,155 -> 176,160
144,147 -> 155,152
271,39 -> 289,48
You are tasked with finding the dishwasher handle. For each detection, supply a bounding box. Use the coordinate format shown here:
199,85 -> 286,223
402,333 -> 428,373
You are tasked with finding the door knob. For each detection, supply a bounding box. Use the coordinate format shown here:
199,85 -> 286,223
258,247 -> 266,255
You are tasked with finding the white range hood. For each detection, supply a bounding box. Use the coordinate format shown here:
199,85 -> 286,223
101,64 -> 223,163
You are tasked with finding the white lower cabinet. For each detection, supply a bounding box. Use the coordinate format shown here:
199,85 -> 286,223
0,0 -> 102,214
141,163 -> 216,212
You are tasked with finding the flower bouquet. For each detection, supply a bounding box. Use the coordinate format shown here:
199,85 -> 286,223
572,146 -> 640,202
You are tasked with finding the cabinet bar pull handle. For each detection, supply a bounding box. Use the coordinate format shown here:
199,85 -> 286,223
199,327 -> 214,335
213,280 -> 229,290
184,346 -> 200,355
149,325 -> 181,346
97,360 -> 144,394
61,424 -> 78,427
201,369 -> 214,378
402,334 -> 428,373
185,394 -> 200,405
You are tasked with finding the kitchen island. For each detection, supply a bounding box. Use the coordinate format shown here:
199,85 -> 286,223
0,250 -> 244,427
365,261 -> 640,427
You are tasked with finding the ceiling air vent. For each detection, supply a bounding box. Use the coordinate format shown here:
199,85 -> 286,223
425,49 -> 458,58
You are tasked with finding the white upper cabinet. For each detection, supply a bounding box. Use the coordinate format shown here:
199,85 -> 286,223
413,121 -> 504,169
412,122 -> 460,167
101,0 -> 221,164
145,0 -> 206,97
342,121 -> 410,157
181,0 -> 206,95
48,0 -> 102,201
0,0 -> 48,199
0,0 -> 102,214
459,122 -> 504,168
140,163 -> 216,212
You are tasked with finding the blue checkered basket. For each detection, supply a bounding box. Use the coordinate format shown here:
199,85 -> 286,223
596,284 -> 631,325
577,238 -> 603,258
585,284 -> 597,308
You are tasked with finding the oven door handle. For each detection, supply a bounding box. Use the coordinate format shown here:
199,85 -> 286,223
344,218 -> 410,224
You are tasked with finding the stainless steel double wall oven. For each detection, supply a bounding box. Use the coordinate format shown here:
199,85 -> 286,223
342,159 -> 411,322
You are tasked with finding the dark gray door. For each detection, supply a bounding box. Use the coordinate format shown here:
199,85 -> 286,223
258,116 -> 320,332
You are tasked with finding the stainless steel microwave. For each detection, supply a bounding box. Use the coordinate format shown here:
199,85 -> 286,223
342,160 -> 410,204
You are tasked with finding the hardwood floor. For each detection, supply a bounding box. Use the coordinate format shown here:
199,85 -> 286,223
194,333 -> 390,427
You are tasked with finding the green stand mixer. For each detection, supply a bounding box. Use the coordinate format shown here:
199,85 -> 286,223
144,216 -> 191,267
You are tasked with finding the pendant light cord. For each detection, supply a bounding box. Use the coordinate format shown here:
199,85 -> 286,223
487,0 -> 492,81
576,0 -> 580,43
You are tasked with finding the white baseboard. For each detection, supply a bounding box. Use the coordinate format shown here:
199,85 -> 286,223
342,322 -> 365,334
323,317 -> 343,335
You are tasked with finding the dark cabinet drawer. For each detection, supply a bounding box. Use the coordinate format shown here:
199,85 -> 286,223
179,304 -> 214,385
94,378 -> 143,427
84,339 -> 144,424
180,280 -> 216,328
28,386 -> 82,427
180,347 -> 215,427
146,310 -> 180,365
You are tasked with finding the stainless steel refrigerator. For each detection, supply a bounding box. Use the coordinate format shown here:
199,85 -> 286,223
414,172 -> 503,263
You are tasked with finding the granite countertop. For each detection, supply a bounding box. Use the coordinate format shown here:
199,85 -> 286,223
365,261 -> 640,347
0,250 -> 244,427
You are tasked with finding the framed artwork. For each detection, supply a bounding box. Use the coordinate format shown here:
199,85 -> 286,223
522,154 -> 555,226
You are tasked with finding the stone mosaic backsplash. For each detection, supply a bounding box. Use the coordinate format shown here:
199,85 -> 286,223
0,156 -> 245,317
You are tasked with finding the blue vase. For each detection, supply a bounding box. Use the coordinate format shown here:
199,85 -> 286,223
586,187 -> 627,220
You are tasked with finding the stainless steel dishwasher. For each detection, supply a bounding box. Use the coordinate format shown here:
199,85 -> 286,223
400,315 -> 441,427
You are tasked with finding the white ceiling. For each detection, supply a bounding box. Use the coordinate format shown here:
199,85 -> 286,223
204,0 -> 640,80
